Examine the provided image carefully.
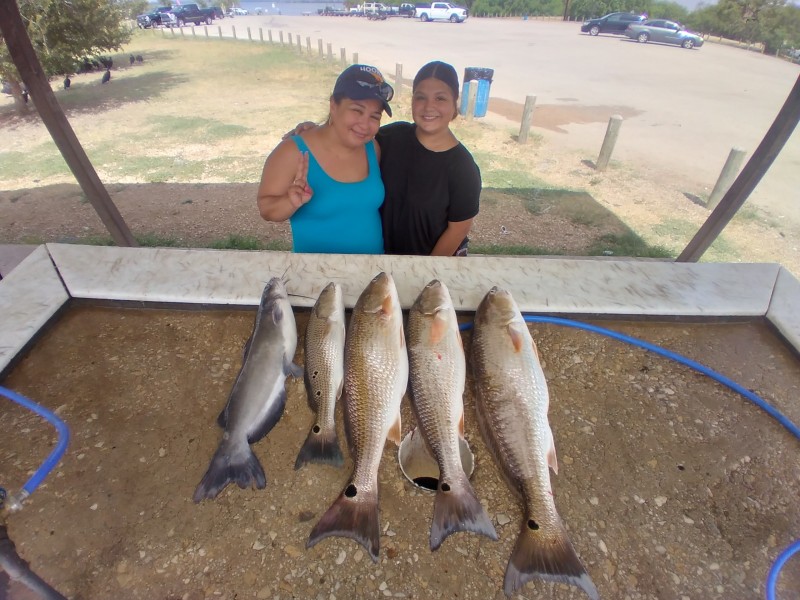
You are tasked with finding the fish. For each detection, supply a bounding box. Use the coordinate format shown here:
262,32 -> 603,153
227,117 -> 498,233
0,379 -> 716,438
406,279 -> 498,550
295,282 -> 346,469
307,272 -> 408,562
193,277 -> 303,502
470,286 -> 599,599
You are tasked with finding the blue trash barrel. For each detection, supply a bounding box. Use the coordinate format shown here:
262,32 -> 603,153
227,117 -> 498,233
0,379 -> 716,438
459,67 -> 494,118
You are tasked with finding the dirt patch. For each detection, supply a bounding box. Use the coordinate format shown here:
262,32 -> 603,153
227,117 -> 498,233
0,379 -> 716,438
488,98 -> 644,134
2,306 -> 799,599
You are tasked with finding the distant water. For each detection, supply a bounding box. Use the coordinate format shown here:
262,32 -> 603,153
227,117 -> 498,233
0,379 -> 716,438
225,2 -> 347,16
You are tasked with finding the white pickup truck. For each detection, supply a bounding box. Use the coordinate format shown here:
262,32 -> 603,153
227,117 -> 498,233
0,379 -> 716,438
416,2 -> 468,23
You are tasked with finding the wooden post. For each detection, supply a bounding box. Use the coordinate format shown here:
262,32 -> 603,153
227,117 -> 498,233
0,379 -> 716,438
279,31 -> 284,44
218,25 -> 222,39
327,43 -> 333,62
341,47 -> 347,66
0,0 -> 137,246
307,36 -> 311,53
268,29 -> 273,43
706,147 -> 746,210
259,28 -> 264,42
518,95 -> 537,143
465,81 -> 478,120
191,26 -> 196,37
353,52 -> 358,64
247,27 -> 252,41
595,115 -> 623,171
297,36 -> 302,52
287,32 -> 292,45
395,63 -> 403,94
678,74 -> 800,262
232,26 -> 237,39
318,39 -> 323,57
205,25 -> 209,37
180,26 -> 184,37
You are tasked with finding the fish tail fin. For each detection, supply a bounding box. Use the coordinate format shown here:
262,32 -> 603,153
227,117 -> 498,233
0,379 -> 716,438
430,475 -> 498,551
306,484 -> 380,562
503,518 -> 598,599
193,438 -> 266,502
294,424 -> 344,470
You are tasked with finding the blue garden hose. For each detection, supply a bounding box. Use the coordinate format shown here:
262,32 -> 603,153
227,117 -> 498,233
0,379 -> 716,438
0,385 -> 70,511
460,315 -> 800,599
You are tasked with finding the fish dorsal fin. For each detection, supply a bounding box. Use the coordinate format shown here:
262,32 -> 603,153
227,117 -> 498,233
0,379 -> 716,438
547,426 -> 558,475
429,310 -> 448,345
507,322 -> 526,353
271,302 -> 283,325
387,411 -> 402,446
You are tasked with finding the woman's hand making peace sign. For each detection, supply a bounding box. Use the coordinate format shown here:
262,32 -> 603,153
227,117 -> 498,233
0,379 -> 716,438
288,151 -> 313,209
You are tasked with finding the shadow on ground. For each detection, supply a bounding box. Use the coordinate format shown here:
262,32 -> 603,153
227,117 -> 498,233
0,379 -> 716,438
0,50 -> 184,128
0,182 -> 673,258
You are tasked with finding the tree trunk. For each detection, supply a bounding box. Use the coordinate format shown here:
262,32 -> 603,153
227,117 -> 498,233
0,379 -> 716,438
7,78 -> 31,114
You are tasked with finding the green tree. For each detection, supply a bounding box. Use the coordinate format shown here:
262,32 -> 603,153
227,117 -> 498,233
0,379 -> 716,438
1,0 -> 132,113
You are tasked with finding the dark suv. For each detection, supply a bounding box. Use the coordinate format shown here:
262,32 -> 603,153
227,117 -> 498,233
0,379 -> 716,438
581,12 -> 646,36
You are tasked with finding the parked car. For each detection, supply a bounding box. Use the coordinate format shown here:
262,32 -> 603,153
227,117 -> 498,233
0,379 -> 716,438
136,6 -> 173,28
228,7 -> 248,16
624,19 -> 704,49
581,12 -> 646,36
415,2 -> 467,23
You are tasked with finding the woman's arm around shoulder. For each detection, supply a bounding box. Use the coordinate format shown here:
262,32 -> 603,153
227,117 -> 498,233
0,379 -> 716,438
256,139 -> 313,222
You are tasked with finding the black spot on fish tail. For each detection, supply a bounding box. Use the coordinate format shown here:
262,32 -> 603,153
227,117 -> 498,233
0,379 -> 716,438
503,518 -> 598,599
294,423 -> 344,470
306,483 -> 380,562
430,476 -> 498,551
193,442 -> 266,502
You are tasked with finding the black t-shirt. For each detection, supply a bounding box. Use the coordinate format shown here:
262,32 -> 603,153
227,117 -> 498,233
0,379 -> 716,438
376,122 -> 481,256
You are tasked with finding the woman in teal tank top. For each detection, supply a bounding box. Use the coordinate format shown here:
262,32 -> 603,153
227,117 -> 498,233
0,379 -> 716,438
257,65 -> 394,254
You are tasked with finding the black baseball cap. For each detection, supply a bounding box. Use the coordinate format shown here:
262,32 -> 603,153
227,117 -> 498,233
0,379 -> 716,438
332,64 -> 394,117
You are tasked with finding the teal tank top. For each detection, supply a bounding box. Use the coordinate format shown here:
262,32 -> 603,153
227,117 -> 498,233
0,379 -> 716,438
289,136 -> 385,254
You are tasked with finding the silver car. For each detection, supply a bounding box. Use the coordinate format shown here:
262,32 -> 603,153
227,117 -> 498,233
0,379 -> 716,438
625,19 -> 704,49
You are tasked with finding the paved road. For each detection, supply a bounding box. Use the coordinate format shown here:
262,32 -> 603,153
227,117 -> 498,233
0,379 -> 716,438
210,16 -> 800,223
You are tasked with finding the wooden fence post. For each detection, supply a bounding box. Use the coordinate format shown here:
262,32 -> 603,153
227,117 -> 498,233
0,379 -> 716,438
518,95 -> 537,143
297,35 -> 302,52
279,31 -> 284,44
307,36 -> 311,53
232,26 -> 237,40
268,29 -> 273,43
318,39 -> 323,57
247,27 -> 252,41
395,63 -> 403,94
341,47 -> 347,66
218,25 -> 222,39
287,32 -> 292,45
595,115 -> 623,171
327,42 -> 333,61
259,28 -> 263,42
706,147 -> 747,210
204,25 -> 209,37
